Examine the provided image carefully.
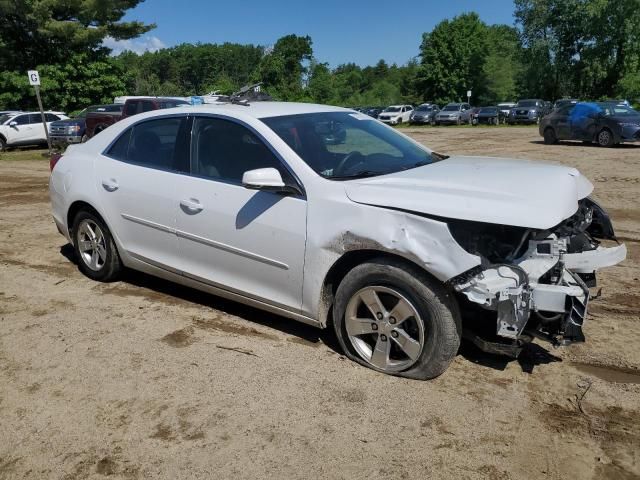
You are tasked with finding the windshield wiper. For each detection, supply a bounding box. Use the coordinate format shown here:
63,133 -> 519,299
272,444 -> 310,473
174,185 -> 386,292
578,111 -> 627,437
329,170 -> 383,180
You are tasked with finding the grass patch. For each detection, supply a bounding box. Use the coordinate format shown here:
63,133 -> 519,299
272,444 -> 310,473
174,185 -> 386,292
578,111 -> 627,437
0,148 -> 49,161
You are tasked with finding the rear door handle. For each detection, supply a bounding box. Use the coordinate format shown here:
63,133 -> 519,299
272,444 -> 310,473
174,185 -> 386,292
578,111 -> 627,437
180,198 -> 203,214
101,179 -> 119,192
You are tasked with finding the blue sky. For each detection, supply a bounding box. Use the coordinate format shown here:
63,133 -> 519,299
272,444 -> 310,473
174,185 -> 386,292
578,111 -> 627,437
108,0 -> 516,67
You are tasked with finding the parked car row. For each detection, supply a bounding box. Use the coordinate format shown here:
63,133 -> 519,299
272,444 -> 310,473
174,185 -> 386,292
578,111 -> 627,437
0,96 -> 192,151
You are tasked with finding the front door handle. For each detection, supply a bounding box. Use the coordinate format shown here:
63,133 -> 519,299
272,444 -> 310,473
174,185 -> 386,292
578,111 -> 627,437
180,198 -> 203,214
101,178 -> 119,192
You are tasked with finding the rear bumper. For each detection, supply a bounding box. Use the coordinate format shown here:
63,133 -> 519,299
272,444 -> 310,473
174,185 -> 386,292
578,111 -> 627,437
51,135 -> 82,145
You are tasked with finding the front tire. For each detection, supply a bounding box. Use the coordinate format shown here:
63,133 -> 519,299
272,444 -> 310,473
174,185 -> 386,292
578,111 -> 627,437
0,137 -> 6,152
333,258 -> 461,380
597,128 -> 615,147
72,210 -> 122,282
543,127 -> 558,144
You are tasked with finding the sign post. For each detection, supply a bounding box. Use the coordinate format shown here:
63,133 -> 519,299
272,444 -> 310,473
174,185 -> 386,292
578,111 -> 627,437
467,89 -> 472,104
27,70 -> 52,155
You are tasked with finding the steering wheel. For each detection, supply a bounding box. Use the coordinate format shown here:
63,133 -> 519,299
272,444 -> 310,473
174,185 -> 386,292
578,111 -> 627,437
333,151 -> 364,176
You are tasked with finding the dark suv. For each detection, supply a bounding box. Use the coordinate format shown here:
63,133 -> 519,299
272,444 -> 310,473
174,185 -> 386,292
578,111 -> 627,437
508,99 -> 545,125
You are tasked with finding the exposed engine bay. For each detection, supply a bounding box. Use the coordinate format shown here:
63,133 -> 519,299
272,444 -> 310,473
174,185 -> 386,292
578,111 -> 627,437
447,198 -> 627,355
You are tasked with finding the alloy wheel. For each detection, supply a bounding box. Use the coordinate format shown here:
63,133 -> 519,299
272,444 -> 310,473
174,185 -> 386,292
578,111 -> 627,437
77,219 -> 107,271
345,286 -> 425,372
598,129 -> 612,147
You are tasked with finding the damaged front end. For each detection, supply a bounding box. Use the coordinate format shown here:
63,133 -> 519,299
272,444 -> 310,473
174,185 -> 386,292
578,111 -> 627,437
448,198 -> 626,355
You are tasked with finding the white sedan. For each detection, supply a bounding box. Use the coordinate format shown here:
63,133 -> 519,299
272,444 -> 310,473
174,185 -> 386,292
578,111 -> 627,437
0,111 -> 68,150
49,102 -> 626,379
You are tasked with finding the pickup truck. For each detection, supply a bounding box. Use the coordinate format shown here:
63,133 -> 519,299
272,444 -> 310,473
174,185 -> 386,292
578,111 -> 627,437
50,104 -> 122,145
85,97 -> 190,139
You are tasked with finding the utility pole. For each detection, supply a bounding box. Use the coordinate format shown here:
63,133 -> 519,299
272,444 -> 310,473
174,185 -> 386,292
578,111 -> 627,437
27,70 -> 52,155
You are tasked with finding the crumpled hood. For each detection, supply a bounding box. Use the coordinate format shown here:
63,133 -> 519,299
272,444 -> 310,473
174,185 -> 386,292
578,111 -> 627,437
344,156 -> 594,229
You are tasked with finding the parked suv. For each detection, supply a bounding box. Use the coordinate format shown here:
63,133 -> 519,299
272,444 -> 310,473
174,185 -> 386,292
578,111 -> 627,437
85,97 -> 190,139
377,105 -> 413,125
508,99 -> 545,124
0,111 -> 68,151
435,103 -> 472,125
50,104 -> 123,145
409,104 -> 440,125
49,102 -> 626,379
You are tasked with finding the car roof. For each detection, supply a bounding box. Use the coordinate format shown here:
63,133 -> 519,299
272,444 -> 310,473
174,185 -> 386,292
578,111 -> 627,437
161,101 -> 353,119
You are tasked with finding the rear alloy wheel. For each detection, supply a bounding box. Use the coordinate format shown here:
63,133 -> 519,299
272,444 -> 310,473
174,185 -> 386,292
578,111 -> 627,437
72,210 -> 122,281
333,258 -> 461,379
597,128 -> 614,147
543,127 -> 558,145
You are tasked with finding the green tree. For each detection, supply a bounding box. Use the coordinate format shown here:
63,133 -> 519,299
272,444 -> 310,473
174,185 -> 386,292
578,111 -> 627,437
307,61 -> 333,104
514,0 -> 640,100
416,13 -> 489,105
258,34 -> 313,100
0,0 -> 154,71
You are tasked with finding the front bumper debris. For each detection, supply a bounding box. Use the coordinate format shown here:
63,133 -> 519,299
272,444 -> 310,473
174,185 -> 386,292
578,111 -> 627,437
452,239 -> 626,346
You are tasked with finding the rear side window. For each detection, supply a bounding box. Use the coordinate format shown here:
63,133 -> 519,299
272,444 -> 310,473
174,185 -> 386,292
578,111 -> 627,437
105,117 -> 188,173
141,101 -> 155,113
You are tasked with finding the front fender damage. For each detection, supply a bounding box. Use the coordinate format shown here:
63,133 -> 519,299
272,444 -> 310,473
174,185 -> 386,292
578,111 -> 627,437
304,202 -> 481,324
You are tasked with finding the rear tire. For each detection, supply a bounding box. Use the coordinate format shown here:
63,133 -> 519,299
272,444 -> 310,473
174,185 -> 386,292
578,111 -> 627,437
333,258 -> 461,380
72,210 -> 122,282
543,127 -> 558,144
0,137 -> 6,152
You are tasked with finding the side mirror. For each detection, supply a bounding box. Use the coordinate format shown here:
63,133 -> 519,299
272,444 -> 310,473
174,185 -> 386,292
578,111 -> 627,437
9,121 -> 17,127
242,168 -> 287,191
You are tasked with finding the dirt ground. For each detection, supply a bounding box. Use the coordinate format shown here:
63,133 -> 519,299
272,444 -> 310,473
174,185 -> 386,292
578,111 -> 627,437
1,126 -> 639,480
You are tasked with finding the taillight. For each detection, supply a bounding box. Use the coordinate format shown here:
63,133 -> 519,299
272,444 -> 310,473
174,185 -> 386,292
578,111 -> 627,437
50,153 -> 62,171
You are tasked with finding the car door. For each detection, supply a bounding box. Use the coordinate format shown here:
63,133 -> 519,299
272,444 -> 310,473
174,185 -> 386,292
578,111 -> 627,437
175,115 -> 307,311
6,114 -> 36,145
554,105 -> 574,139
94,115 -> 189,270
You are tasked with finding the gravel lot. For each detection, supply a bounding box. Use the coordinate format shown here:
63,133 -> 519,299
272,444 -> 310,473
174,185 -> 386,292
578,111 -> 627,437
1,126 -> 639,480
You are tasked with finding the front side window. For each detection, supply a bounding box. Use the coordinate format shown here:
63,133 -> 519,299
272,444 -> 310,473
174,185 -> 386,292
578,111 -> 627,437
124,102 -> 138,116
263,112 -> 437,180
105,117 -> 188,172
190,117 -> 285,183
45,113 -> 59,122
12,115 -> 31,125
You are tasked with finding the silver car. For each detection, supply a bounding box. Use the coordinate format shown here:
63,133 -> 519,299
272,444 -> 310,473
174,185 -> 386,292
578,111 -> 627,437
435,103 -> 472,125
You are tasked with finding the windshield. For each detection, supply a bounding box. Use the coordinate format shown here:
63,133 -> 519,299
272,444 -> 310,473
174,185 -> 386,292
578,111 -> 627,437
416,105 -> 432,112
597,103 -> 639,117
0,114 -> 14,124
443,105 -> 460,111
383,107 -> 400,113
480,107 -> 497,114
262,112 -> 437,180
516,100 -> 537,107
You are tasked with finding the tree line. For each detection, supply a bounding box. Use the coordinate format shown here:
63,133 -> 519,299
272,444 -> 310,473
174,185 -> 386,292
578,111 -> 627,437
1,0 -> 639,113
